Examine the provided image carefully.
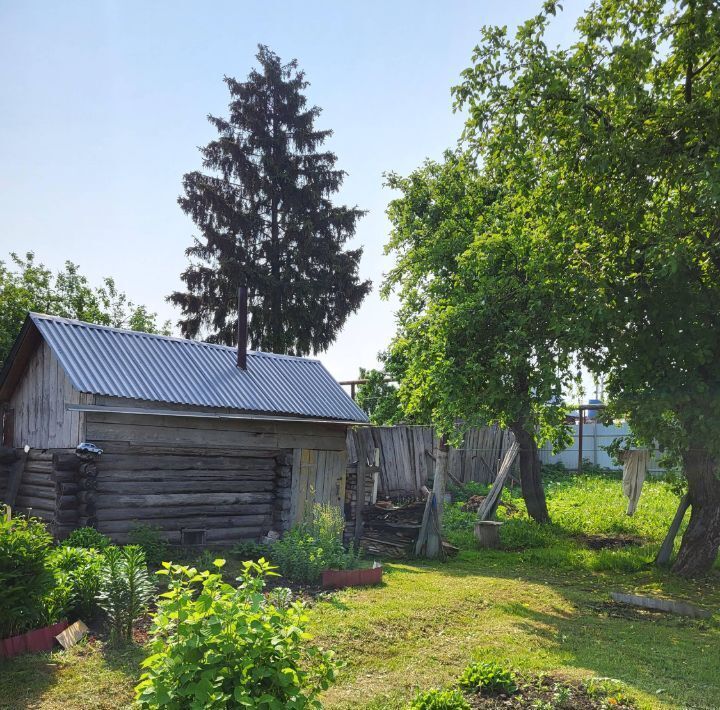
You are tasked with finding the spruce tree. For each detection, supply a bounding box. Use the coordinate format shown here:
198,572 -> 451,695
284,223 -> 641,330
170,45 -> 371,355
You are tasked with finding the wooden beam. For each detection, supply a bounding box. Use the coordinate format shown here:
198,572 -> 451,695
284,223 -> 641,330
4,449 -> 28,508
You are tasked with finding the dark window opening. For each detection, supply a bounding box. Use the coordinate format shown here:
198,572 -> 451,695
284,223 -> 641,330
181,528 -> 206,546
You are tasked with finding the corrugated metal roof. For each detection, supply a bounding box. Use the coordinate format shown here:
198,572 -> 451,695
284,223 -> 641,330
30,313 -> 368,423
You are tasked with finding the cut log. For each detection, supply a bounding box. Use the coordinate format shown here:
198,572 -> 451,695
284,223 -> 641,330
97,503 -> 274,521
93,479 -> 275,495
95,492 -> 272,509
474,521 -> 502,548
97,514 -> 271,534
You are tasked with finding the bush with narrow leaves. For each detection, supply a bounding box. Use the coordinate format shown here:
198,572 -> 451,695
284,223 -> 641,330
0,510 -> 55,637
135,558 -> 338,709
46,545 -> 103,620
459,661 -> 517,695
97,545 -> 154,643
408,688 -> 471,709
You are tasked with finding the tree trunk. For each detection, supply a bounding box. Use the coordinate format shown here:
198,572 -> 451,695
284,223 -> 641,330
415,436 -> 448,559
509,422 -> 550,524
672,445 -> 720,577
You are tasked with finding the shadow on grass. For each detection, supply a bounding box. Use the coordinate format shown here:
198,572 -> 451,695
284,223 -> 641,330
391,553 -> 720,708
0,651 -> 59,709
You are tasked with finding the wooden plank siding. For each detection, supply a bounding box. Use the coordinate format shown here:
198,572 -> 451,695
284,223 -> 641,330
7,341 -> 88,449
290,448 -> 347,525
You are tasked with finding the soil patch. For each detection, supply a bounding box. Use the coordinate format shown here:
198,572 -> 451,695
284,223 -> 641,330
465,673 -> 635,708
577,533 -> 644,550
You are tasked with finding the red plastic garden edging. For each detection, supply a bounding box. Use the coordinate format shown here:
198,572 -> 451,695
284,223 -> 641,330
0,620 -> 68,659
321,566 -> 383,590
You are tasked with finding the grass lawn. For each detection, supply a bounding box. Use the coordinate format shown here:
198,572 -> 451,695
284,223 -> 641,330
1,473 -> 718,709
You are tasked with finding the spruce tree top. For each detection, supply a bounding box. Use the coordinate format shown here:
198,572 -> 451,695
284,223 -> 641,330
170,45 -> 370,355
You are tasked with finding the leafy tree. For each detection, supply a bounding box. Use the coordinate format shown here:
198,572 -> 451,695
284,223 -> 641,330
0,252 -> 170,367
383,153 -> 576,524
453,0 -> 720,574
170,45 -> 371,356
355,366 -> 404,425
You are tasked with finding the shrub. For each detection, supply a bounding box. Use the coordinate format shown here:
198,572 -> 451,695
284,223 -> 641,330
0,510 -> 55,637
230,539 -> 271,562
46,546 -> 103,620
408,688 -> 470,709
61,527 -> 111,551
97,545 -> 154,643
135,558 -> 338,709
271,504 -> 361,584
128,524 -> 168,567
459,661 -> 517,695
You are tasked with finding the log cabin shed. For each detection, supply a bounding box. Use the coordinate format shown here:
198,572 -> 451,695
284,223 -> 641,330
0,313 -> 369,545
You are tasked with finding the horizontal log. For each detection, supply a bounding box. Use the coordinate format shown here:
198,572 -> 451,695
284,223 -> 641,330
98,503 -> 274,521
97,514 -> 271,534
58,482 -> 80,495
52,470 -> 78,484
95,492 -> 272,509
94,442 -> 284,458
55,510 -> 79,524
20,472 -> 54,487
95,480 -> 275,495
27,450 -> 55,461
53,453 -> 81,471
24,463 -> 54,474
95,470 -> 276,484
98,454 -> 277,472
57,495 -> 79,510
17,484 -> 55,501
15,497 -> 54,512
79,462 -> 98,476
204,527 -> 264,543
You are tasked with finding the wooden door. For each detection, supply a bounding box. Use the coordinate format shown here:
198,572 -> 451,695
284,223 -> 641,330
290,449 -> 347,525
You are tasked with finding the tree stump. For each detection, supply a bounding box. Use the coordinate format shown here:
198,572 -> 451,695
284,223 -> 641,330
474,520 -> 502,548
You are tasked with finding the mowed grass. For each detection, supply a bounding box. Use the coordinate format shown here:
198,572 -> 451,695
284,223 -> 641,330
1,473 -> 718,709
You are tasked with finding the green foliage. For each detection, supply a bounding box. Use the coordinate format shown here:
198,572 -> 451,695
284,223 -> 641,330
272,504 -> 360,584
61,527 -> 111,551
128,524 -> 168,567
407,688 -> 470,710
97,546 -> 154,644
459,661 -> 517,695
46,546 -> 103,621
452,0 -> 720,571
0,252 -> 170,366
135,558 -> 338,709
355,367 -> 404,425
169,45 -> 370,356
231,540 -> 272,562
0,511 -> 55,637
499,519 -> 560,551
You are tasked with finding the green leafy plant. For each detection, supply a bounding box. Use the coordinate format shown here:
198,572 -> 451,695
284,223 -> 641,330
46,546 -> 103,620
271,504 -> 361,584
459,661 -> 517,695
60,527 -> 111,551
135,558 -> 338,708
407,688 -> 470,709
0,510 -> 55,637
96,545 -> 154,643
230,540 -> 271,562
128,524 -> 168,567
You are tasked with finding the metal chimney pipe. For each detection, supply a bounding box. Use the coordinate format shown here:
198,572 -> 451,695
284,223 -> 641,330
237,286 -> 248,370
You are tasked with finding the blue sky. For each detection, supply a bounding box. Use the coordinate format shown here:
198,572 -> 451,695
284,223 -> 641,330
0,0 -> 587,381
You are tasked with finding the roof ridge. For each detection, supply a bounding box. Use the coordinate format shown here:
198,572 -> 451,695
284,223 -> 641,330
28,312 -> 321,363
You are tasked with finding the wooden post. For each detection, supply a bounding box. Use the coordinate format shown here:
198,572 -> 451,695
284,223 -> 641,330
354,428 -> 374,546
577,411 -> 584,473
415,435 -> 448,559
655,493 -> 690,566
476,442 -> 520,522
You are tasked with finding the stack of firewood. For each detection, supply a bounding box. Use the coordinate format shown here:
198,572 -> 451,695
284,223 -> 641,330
358,500 -> 458,558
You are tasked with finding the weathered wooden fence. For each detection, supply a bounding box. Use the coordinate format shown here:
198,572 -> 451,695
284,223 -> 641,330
347,425 -> 514,499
